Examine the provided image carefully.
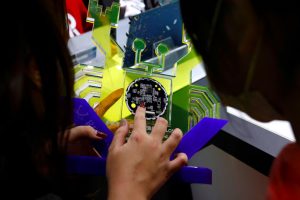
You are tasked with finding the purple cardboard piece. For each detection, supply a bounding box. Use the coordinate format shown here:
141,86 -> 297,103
73,98 -> 114,158
71,98 -> 228,184
66,156 -> 212,184
67,156 -> 106,176
173,117 -> 228,159
175,166 -> 212,184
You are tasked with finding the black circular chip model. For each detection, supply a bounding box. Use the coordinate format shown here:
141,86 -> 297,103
125,77 -> 168,120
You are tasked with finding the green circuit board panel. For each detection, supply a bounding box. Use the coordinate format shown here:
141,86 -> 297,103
172,84 -> 221,133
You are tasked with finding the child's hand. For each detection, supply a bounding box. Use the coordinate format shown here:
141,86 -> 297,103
64,126 -> 106,157
67,126 -> 106,142
107,106 -> 188,200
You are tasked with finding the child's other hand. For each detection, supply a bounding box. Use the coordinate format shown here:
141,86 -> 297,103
64,126 -> 106,157
67,126 -> 107,142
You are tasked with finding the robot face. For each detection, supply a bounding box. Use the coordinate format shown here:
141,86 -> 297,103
125,77 -> 168,120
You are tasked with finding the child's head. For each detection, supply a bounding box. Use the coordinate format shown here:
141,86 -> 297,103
0,0 -> 74,195
181,0 -> 300,122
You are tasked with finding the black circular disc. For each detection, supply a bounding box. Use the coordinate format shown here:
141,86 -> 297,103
125,77 -> 168,120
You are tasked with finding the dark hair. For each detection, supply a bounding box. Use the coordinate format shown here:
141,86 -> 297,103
0,0 -> 73,198
180,0 -> 300,94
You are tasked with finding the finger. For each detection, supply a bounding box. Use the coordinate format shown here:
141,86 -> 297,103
95,131 -> 107,139
168,153 -> 188,174
110,119 -> 129,148
82,126 -> 107,140
67,126 -> 106,142
133,106 -> 146,134
150,117 -> 168,141
163,128 -> 183,155
107,120 -> 134,133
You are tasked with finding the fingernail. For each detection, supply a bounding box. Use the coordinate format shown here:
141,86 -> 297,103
120,119 -> 127,126
96,131 -> 107,138
140,101 -> 145,108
